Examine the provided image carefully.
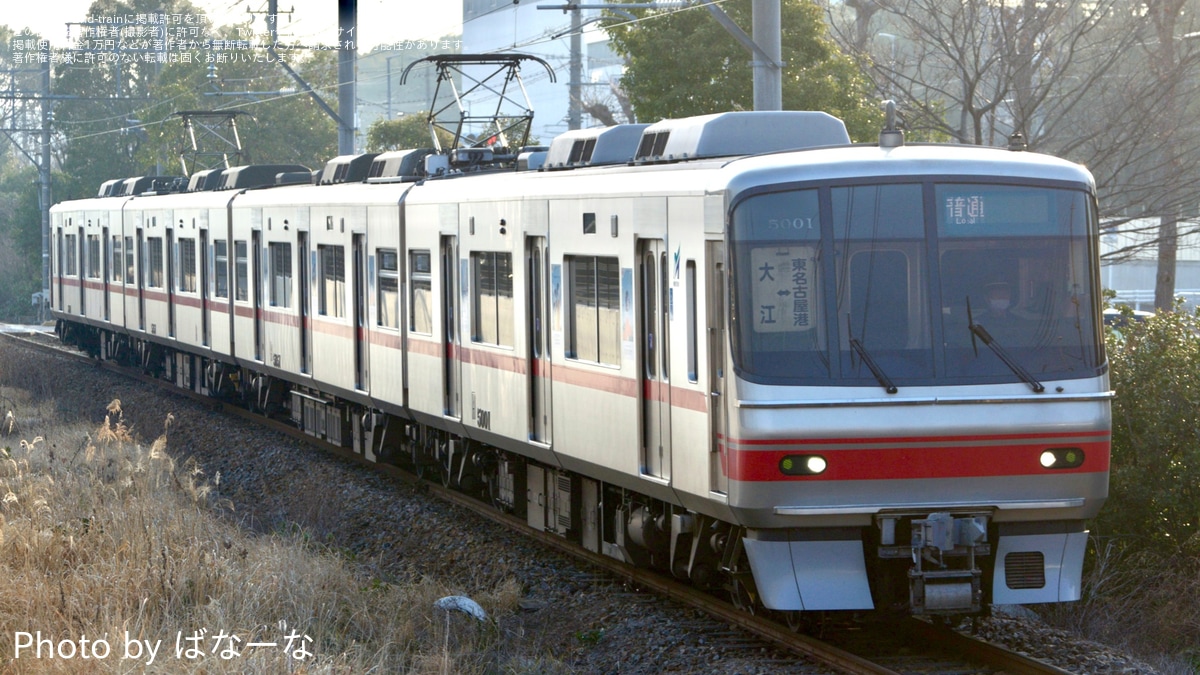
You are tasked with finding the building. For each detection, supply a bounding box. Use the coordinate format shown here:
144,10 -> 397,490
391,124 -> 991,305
1101,218 -> 1200,311
461,0 -> 626,143
355,39 -> 460,149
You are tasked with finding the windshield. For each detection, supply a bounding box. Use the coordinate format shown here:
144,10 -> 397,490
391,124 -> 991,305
730,180 -> 1102,387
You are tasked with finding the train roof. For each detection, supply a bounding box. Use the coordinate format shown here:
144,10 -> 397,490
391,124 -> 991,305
126,188 -> 240,211
632,111 -> 849,164
54,143 -> 1093,218
50,194 -> 125,214
228,179 -> 411,209
723,143 -> 1096,199
405,141 -> 1094,208
52,112 -> 1094,218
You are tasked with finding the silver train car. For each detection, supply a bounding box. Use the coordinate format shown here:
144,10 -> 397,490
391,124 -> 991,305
50,111 -> 1110,618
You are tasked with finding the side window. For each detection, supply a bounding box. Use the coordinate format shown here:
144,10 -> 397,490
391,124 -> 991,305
65,234 -> 78,276
146,237 -> 164,288
409,250 -> 432,333
179,237 -> 197,293
124,236 -> 135,284
471,251 -> 513,346
319,244 -> 346,317
86,235 -> 101,279
214,240 -> 229,298
686,260 -> 697,382
234,240 -> 248,301
111,236 -> 123,284
376,248 -> 399,329
269,242 -> 291,307
567,255 -> 620,365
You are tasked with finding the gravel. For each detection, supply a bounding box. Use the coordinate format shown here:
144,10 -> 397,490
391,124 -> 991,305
0,335 -> 1178,674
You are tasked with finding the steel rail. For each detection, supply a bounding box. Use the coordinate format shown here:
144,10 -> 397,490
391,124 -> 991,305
430,484 -> 900,675
0,329 -> 1080,675
894,618 -> 1079,675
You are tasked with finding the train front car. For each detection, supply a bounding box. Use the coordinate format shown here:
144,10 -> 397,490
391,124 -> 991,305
720,142 -> 1109,616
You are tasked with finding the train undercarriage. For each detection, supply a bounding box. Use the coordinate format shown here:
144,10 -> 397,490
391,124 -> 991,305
58,321 -> 1001,621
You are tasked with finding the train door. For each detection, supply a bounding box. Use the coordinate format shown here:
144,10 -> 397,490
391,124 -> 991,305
102,226 -> 111,321
298,231 -> 311,374
137,228 -> 146,330
166,227 -> 176,337
526,236 -> 552,444
55,228 -> 63,311
252,230 -> 264,361
640,239 -> 671,480
707,242 -> 728,495
77,226 -> 85,316
200,229 -> 210,346
441,235 -> 460,418
352,233 -> 368,390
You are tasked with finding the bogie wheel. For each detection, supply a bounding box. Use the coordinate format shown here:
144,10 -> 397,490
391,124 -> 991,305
415,461 -> 432,481
414,437 -> 440,483
730,577 -> 759,616
487,477 -> 508,512
414,461 -> 444,486
439,447 -> 454,488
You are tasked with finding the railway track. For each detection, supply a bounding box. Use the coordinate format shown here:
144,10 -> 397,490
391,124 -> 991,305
0,328 -> 1085,675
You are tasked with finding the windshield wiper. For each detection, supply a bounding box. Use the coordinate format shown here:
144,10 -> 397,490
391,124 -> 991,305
966,297 -> 1045,393
849,338 -> 898,394
846,316 -> 897,393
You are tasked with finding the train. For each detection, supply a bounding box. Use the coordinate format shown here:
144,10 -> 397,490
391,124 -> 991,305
49,108 -> 1110,620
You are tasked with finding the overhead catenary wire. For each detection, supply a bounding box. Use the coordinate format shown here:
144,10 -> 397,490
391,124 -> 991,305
47,0 -> 727,144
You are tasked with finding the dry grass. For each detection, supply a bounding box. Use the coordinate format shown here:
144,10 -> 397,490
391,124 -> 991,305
1039,539 -> 1200,674
0,392 -> 547,674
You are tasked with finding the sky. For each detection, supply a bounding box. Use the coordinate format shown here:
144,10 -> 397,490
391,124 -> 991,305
2,0 -> 463,49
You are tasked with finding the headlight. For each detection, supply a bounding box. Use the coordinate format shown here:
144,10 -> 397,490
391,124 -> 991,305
1040,447 -> 1084,469
779,454 -> 828,476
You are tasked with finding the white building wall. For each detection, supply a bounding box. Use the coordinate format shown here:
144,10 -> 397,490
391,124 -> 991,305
1102,217 -> 1200,310
462,1 -> 625,143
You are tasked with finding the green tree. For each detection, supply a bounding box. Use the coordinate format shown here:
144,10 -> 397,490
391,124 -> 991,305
50,0 -> 205,200
606,0 -> 880,140
0,3 -> 343,320
52,0 -> 338,201
0,23 -> 51,321
365,113 -> 450,152
0,168 -> 45,321
135,33 -> 338,175
1101,304 -> 1200,556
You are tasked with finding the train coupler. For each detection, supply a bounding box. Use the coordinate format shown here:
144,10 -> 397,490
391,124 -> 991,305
908,568 -> 982,614
878,512 -> 990,614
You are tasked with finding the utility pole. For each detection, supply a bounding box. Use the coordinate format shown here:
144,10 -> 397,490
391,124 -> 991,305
39,41 -> 52,318
568,6 -> 582,129
538,2 -> 783,113
22,22 -> 169,318
0,54 -> 53,321
337,0 -> 357,153
262,0 -> 355,154
387,56 -> 394,120
751,0 -> 782,111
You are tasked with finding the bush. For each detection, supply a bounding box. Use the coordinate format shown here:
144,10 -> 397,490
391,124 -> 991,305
1044,303 -> 1200,670
1100,303 -> 1200,556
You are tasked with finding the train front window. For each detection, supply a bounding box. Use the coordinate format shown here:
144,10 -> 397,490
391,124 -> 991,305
730,189 -> 828,379
832,184 -> 933,381
937,185 -> 1101,380
730,180 -> 1102,386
